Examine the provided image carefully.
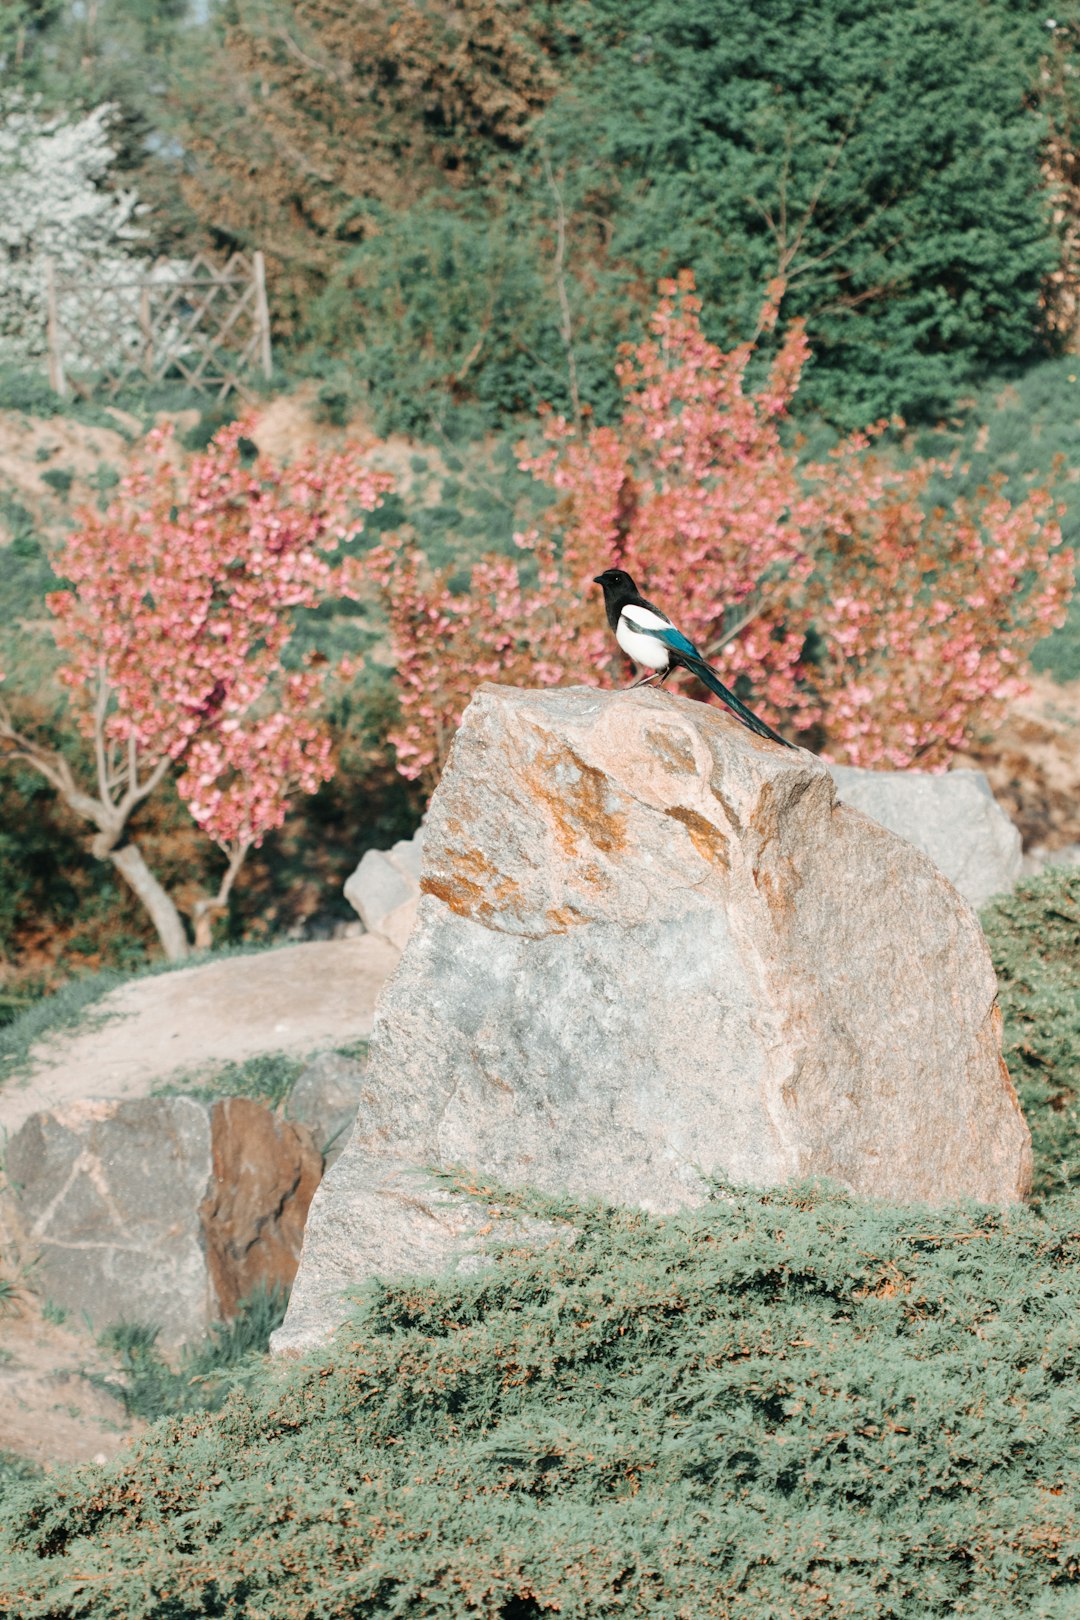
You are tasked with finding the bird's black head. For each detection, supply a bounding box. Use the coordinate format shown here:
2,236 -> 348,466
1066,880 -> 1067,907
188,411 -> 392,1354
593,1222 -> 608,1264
593,568 -> 640,598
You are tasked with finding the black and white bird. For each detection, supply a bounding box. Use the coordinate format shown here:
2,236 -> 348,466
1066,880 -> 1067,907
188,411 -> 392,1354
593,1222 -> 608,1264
593,568 -> 793,748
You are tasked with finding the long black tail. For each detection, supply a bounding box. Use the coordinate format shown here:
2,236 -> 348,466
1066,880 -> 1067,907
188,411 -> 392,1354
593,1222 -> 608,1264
680,654 -> 794,748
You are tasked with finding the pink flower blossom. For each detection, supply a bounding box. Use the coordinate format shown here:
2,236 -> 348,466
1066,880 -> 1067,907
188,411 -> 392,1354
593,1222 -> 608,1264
370,275 -> 1073,779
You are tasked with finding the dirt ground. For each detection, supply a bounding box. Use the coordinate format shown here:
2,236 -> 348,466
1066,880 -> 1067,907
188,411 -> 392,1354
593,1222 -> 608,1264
0,934 -> 400,1474
0,407 -> 133,542
0,935 -> 398,1141
0,1300 -> 136,1474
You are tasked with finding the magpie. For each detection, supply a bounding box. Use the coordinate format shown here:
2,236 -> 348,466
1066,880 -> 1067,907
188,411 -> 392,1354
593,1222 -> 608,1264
593,568 -> 794,748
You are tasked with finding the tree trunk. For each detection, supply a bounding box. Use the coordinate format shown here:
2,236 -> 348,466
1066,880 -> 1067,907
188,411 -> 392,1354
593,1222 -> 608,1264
109,842 -> 191,962
192,903 -> 224,952
190,841 -> 250,952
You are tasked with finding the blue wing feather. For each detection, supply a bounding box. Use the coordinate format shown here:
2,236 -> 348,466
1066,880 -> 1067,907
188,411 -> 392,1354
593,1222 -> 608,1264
644,622 -> 702,661
629,615 -> 794,748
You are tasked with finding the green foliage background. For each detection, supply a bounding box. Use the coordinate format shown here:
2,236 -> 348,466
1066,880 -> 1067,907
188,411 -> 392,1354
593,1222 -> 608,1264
547,0 -> 1060,427
299,0 -> 1066,436
10,1 -> 1064,437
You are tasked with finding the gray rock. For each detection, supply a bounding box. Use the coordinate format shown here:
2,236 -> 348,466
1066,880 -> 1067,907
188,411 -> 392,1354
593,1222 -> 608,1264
387,835 -> 424,884
828,764 -> 1021,908
285,1051 -> 368,1168
8,1097 -> 213,1343
274,685 -> 1030,1356
344,831 -> 425,950
8,1094 -> 321,1344
1020,842 -> 1080,879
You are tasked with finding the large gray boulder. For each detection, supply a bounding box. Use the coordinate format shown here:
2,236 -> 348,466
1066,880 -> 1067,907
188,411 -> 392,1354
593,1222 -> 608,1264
8,1095 -> 321,1344
274,685 -> 1030,1356
828,764 -> 1021,908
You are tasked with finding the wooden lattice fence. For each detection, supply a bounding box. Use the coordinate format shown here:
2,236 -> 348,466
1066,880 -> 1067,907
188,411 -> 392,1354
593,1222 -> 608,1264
45,251 -> 272,401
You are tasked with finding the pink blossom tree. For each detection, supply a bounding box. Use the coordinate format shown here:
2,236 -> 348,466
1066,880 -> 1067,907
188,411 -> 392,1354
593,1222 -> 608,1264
0,420 -> 392,959
371,273 -> 1073,785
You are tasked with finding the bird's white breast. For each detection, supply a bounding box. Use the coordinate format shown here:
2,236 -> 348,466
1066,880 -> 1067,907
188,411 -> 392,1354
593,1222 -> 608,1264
616,605 -> 671,671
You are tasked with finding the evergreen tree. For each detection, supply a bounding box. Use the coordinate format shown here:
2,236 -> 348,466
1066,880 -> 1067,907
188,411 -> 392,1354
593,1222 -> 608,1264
555,0 -> 1063,425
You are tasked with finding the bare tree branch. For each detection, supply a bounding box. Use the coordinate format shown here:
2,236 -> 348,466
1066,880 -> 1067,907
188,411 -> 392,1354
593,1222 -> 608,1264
703,599 -> 763,660
92,661 -> 112,806
1,696 -> 189,956
191,841 -> 251,951
272,24 -> 352,87
742,105 -> 881,302
116,749 -> 172,823
2,699 -> 80,804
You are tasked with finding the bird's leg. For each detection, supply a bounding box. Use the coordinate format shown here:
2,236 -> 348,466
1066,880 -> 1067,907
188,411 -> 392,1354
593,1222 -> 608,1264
626,669 -> 664,690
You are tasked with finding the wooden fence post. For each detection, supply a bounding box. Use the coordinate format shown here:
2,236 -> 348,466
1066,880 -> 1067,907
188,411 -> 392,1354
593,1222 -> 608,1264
253,251 -> 272,380
140,281 -> 153,380
45,258 -> 67,398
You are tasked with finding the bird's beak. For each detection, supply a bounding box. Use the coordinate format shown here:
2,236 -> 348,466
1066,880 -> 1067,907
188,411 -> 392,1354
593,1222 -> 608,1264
592,574 -> 605,585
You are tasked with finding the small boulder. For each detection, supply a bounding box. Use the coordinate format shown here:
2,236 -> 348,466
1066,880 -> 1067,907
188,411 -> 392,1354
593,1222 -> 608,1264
828,764 -> 1021,908
8,1094 -> 321,1344
344,832 -> 424,950
275,685 -> 1029,1355
285,1051 -> 368,1168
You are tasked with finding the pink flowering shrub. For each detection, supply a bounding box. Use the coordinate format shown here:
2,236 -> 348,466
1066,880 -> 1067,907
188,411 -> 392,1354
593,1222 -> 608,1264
2,419 -> 391,956
373,273 -> 1073,783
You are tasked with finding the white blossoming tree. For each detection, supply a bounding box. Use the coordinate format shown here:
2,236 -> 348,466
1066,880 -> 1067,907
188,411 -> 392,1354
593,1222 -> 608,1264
0,97 -> 143,369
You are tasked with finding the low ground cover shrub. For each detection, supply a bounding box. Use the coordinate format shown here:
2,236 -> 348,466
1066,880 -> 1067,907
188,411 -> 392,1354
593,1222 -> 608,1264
0,1173 -> 1076,1618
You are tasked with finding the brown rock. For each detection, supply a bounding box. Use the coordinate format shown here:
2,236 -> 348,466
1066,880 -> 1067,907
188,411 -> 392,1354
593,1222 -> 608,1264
200,1099 -> 322,1319
275,684 -> 1031,1356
